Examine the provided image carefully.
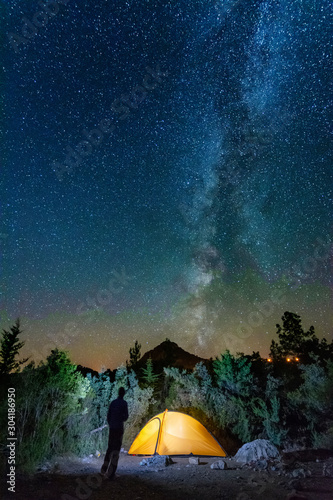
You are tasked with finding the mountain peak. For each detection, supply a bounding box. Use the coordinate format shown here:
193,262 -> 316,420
138,339 -> 207,371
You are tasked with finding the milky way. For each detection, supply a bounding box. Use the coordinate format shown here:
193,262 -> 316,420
2,0 -> 332,370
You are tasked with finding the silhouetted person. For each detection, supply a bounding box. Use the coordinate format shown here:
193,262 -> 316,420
101,386 -> 128,479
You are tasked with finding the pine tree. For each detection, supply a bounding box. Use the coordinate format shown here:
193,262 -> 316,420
270,311 -> 332,362
213,350 -> 253,397
141,357 -> 159,387
0,319 -> 29,375
126,340 -> 141,371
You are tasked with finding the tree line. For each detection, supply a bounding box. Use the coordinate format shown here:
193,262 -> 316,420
0,312 -> 332,472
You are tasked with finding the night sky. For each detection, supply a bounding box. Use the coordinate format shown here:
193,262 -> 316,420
1,0 -> 332,371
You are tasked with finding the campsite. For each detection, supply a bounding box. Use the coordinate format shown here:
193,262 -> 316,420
1,314 -> 333,499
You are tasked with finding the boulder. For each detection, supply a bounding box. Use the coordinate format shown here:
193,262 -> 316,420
291,468 -> 306,478
139,455 -> 173,468
189,457 -> 200,465
210,460 -> 227,470
235,439 -> 280,463
323,463 -> 333,477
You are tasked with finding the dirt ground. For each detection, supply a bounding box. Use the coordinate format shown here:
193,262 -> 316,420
2,452 -> 333,500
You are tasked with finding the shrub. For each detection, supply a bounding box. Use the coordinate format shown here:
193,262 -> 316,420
14,350 -> 89,472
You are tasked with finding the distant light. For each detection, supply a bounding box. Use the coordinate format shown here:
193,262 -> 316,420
267,358 -> 272,362
286,358 -> 291,362
295,357 -> 299,361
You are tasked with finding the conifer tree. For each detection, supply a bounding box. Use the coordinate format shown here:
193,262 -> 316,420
0,319 -> 29,375
270,311 -> 332,362
126,340 -> 141,371
141,357 -> 159,387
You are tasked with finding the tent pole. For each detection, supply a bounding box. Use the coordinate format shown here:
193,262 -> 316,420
154,409 -> 167,455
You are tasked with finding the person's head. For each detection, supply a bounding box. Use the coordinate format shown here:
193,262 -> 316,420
118,387 -> 125,399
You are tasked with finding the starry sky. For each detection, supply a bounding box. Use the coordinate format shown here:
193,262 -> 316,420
1,0 -> 332,371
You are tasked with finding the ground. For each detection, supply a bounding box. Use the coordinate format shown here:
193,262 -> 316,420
2,453 -> 333,500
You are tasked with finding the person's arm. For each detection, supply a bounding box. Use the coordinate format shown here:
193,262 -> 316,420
107,403 -> 112,426
123,401 -> 129,422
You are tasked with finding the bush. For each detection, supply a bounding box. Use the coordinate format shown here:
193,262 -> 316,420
14,350 -> 89,472
251,375 -> 287,446
78,365 -> 155,451
3,351 -> 156,472
287,360 -> 333,447
164,355 -> 257,443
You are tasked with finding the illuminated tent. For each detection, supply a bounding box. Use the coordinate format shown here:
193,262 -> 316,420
128,410 -> 226,456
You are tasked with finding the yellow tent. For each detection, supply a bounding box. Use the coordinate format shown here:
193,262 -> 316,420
128,410 -> 226,457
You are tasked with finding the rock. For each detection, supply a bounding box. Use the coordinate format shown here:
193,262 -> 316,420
323,463 -> 333,477
257,459 -> 268,470
210,460 -> 227,470
291,468 -> 306,478
234,439 -> 280,464
189,457 -> 200,465
37,461 -> 51,472
139,455 -> 173,468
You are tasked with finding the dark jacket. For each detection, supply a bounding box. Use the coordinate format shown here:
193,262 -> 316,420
107,397 -> 128,431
